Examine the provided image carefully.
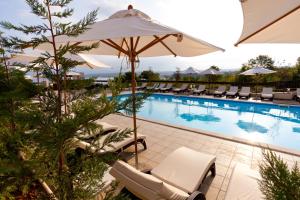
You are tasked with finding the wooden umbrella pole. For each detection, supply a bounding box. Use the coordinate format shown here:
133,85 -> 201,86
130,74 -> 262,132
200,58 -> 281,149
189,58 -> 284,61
130,37 -> 139,169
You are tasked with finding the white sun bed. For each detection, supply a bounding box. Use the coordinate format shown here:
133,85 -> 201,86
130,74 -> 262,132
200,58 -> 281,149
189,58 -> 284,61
226,86 -> 239,97
261,87 -> 273,100
160,83 -> 173,92
296,88 -> 300,101
155,83 -> 166,91
239,87 -> 251,98
193,85 -> 206,95
173,84 -> 189,93
73,129 -> 147,154
214,85 -> 226,96
76,121 -> 118,140
225,164 -> 263,200
110,147 -> 216,200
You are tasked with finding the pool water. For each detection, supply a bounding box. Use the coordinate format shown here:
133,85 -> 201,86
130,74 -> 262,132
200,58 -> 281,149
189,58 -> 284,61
120,94 -> 300,152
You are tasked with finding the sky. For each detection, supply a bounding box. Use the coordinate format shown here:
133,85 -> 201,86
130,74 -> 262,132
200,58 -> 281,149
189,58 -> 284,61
1,0 -> 300,74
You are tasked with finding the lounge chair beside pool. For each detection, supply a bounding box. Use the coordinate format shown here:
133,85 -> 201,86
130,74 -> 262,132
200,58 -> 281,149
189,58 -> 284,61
110,147 -> 216,200
173,83 -> 189,93
155,83 -> 166,92
214,86 -> 226,97
193,85 -> 206,95
225,164 -> 263,200
238,87 -> 251,99
146,83 -> 159,91
226,86 -> 239,98
136,83 -> 147,90
160,83 -> 173,92
77,121 -> 118,140
74,123 -> 147,154
261,87 -> 273,100
296,88 -> 300,101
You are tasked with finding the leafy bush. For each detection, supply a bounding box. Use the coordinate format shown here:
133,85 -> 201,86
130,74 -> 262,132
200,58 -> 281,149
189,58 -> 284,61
259,149 -> 300,200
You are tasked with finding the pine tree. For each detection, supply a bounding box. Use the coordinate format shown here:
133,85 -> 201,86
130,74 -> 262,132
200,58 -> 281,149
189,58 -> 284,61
1,0 -> 147,199
0,32 -> 43,198
259,149 -> 300,200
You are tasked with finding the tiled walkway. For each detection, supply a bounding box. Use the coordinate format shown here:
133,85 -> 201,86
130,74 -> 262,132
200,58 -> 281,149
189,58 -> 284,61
102,114 -> 300,200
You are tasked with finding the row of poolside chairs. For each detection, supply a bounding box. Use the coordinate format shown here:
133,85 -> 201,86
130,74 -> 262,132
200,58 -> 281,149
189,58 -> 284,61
137,83 -> 276,100
210,85 -> 273,100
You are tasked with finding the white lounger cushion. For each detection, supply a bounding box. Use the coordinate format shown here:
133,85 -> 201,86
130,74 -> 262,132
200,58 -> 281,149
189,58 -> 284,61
225,164 -> 263,200
110,161 -> 189,200
151,147 -> 216,194
101,134 -> 146,152
261,88 -> 273,98
77,121 -> 118,139
73,133 -> 146,153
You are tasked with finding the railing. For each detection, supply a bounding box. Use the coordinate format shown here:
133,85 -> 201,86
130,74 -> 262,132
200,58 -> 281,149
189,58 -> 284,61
92,79 -> 300,91
136,80 -> 300,91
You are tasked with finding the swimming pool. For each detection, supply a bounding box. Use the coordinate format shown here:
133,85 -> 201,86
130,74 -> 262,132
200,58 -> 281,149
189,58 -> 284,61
120,93 -> 300,152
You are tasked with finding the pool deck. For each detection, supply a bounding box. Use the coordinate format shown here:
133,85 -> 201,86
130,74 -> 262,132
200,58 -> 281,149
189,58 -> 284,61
102,113 -> 300,200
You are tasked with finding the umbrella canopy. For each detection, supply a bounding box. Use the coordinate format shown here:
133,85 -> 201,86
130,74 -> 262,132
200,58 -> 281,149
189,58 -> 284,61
9,53 -> 110,69
34,5 -> 224,168
240,66 -> 276,75
199,68 -> 222,75
236,0 -> 300,45
38,7 -> 224,57
181,67 -> 200,75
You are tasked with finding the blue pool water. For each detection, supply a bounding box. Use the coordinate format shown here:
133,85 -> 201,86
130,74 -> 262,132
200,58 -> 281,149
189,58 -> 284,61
120,94 -> 300,152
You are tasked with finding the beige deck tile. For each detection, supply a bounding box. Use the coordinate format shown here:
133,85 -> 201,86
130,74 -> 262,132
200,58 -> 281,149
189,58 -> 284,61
217,190 -> 226,200
216,155 -> 232,168
215,164 -> 229,177
221,177 -> 230,192
202,185 -> 220,200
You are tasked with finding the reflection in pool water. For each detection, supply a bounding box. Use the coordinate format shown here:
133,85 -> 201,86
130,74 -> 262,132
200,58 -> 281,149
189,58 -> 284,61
120,94 -> 300,151
236,120 -> 268,134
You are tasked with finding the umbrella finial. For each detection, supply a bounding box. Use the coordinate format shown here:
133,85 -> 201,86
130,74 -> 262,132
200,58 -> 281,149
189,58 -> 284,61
128,5 -> 133,10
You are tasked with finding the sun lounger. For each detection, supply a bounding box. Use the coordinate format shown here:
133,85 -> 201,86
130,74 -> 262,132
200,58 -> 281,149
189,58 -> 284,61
76,121 -> 118,140
225,164 -> 263,200
110,147 -> 216,200
160,83 -> 173,92
226,86 -> 238,98
74,125 -> 147,154
296,88 -> 300,101
214,86 -> 226,96
238,87 -> 251,99
146,83 -> 159,91
261,87 -> 273,100
154,83 -> 166,92
193,85 -> 206,95
136,82 -> 147,90
173,83 -> 189,93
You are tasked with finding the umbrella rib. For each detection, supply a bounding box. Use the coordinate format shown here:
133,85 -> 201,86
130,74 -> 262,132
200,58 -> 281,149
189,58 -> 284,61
235,3 -> 300,46
136,34 -> 170,55
117,39 -> 125,58
133,36 -> 140,52
100,39 -> 128,55
123,39 -> 130,51
154,35 -> 177,57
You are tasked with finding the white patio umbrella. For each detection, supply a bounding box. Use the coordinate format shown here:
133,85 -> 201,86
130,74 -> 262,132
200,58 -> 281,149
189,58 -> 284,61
10,53 -> 109,69
199,68 -> 222,91
182,67 -> 200,75
35,5 -> 224,168
240,66 -> 276,75
240,66 -> 276,98
199,68 -> 222,75
235,0 -> 300,45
